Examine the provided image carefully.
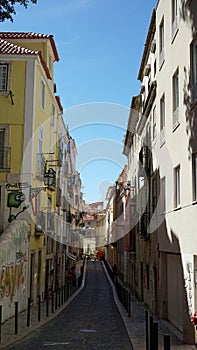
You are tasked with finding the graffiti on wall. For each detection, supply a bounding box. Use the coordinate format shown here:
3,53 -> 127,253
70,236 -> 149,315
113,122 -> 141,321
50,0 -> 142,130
0,221 -> 28,304
6,183 -> 29,223
0,258 -> 26,302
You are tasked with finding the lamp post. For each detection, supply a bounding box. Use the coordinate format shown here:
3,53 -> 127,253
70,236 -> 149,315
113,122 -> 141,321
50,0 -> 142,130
44,167 -> 56,190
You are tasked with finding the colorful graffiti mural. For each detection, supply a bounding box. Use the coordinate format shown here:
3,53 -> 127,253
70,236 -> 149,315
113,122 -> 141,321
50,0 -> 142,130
0,220 -> 29,320
6,183 -> 29,223
0,260 -> 26,302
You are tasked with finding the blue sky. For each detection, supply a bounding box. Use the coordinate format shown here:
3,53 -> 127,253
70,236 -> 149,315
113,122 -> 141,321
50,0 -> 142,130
1,0 -> 157,204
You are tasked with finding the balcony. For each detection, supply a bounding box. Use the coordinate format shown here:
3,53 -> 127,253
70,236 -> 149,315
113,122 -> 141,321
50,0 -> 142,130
35,212 -> 46,236
0,147 -> 11,170
56,187 -> 62,207
47,212 -> 55,233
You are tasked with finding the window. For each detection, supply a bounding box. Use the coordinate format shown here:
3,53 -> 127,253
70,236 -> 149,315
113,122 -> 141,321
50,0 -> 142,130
152,106 -> 156,140
148,70 -> 151,92
154,59 -> 157,77
191,41 -> 197,104
172,0 -> 178,39
0,129 -> 5,169
37,126 -> 44,173
0,127 -> 10,169
40,80 -> 45,110
51,104 -> 55,126
38,126 -> 43,155
192,153 -> 197,201
0,64 -> 8,91
160,94 -> 165,145
161,177 -> 166,213
159,18 -> 165,67
172,69 -> 179,127
174,165 -> 180,207
152,176 -> 157,213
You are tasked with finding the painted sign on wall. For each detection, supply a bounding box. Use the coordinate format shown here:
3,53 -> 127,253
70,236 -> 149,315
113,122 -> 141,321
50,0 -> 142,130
6,183 -> 29,223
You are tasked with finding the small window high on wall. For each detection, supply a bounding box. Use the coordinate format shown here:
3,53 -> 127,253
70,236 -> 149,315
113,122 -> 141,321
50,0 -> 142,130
0,64 -> 8,92
174,165 -> 181,208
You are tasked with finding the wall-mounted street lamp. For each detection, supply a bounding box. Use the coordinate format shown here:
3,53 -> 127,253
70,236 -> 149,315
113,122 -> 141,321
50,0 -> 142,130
115,180 -> 131,191
43,159 -> 60,191
44,167 -> 56,190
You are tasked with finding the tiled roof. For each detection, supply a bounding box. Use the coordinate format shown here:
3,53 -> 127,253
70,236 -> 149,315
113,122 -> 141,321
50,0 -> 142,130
0,38 -> 38,55
0,32 -> 51,39
0,37 -> 52,80
0,32 -> 59,61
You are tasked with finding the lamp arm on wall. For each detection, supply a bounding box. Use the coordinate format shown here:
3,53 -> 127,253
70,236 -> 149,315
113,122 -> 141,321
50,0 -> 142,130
6,90 -> 14,105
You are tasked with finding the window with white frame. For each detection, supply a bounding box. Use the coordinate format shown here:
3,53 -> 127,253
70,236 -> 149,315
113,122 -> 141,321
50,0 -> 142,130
172,0 -> 178,39
172,68 -> 179,127
0,64 -> 8,92
160,176 -> 166,213
152,106 -> 156,140
174,165 -> 180,207
191,40 -> 197,104
159,18 -> 165,67
192,153 -> 197,201
40,80 -> 45,110
160,94 -> 165,145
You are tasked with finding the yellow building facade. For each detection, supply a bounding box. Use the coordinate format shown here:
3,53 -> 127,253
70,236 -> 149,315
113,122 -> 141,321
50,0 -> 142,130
0,32 -> 61,303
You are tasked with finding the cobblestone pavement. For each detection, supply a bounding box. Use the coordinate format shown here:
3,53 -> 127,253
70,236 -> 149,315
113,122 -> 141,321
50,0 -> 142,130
2,261 -> 133,350
0,260 -> 196,350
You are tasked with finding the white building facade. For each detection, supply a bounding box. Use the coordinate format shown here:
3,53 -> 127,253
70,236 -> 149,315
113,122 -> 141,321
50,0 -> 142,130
124,0 -> 197,344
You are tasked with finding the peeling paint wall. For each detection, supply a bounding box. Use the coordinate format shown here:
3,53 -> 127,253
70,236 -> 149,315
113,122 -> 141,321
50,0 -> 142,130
0,220 -> 29,322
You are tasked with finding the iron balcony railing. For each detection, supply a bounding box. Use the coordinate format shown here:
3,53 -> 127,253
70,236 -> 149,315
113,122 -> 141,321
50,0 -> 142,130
0,147 -> 11,170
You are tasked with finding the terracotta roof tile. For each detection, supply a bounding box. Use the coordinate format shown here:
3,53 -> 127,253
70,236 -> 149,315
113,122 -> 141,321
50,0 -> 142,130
0,38 -> 52,80
0,32 -> 59,61
0,38 -> 38,55
0,32 -> 50,39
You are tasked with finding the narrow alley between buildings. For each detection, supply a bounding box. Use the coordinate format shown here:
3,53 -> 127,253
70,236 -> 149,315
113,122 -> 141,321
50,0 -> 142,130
4,261 -> 133,350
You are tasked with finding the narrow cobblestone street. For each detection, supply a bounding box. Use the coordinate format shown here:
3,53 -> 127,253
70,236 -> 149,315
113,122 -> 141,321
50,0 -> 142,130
4,261 -> 133,350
